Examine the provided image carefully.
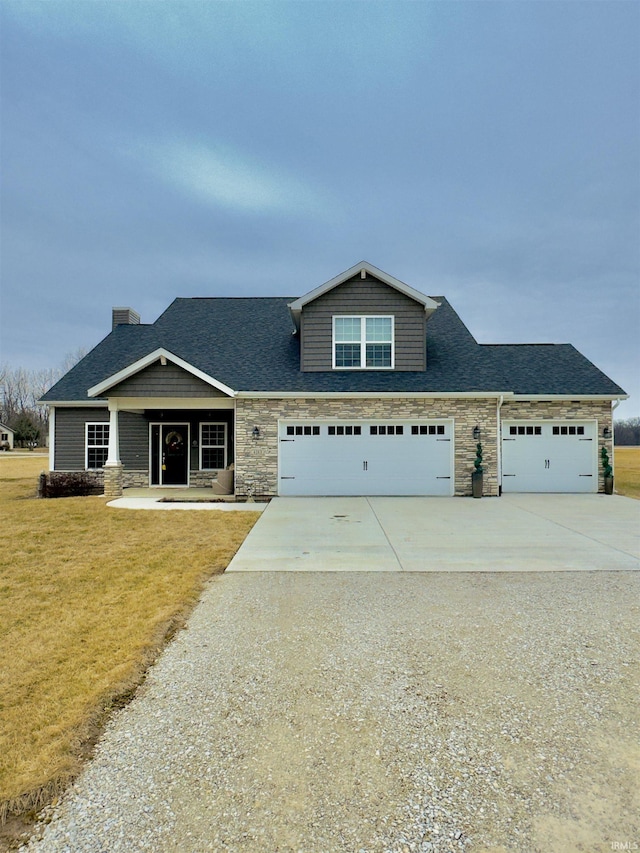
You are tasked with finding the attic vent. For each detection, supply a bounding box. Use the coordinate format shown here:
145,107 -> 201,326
360,268 -> 367,279
112,307 -> 140,331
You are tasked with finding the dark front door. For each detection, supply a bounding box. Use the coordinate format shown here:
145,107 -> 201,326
161,425 -> 189,486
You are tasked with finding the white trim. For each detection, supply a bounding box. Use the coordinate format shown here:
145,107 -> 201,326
509,394 -> 629,402
42,400 -> 108,408
48,409 -> 55,470
332,315 -> 395,370
288,262 -> 441,322
199,422 -> 227,471
87,348 -> 236,398
107,397 -> 235,411
236,390 -> 510,399
149,421 -> 191,487
85,421 -> 111,471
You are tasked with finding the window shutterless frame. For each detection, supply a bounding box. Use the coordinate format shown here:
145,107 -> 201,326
85,421 -> 110,470
200,422 -> 227,470
332,315 -> 395,369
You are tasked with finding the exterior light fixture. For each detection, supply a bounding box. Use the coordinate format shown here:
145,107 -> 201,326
252,426 -> 260,440
603,426 -> 611,439
473,426 -> 481,441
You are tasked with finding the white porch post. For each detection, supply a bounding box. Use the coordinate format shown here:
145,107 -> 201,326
103,402 -> 123,497
105,404 -> 120,467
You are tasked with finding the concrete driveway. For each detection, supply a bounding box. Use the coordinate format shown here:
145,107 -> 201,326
226,494 -> 640,572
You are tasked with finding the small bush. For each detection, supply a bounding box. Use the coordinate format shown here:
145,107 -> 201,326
39,472 -> 103,498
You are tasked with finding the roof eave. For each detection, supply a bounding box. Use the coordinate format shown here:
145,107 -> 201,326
87,348 -> 236,398
288,261 -> 440,330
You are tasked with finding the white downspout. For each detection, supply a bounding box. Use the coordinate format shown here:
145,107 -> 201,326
496,394 -> 504,496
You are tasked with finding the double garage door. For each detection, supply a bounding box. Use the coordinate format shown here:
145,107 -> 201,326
278,420 -> 453,496
501,421 -> 597,493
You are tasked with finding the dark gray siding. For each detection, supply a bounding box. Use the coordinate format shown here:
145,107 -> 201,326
120,412 -> 149,470
54,407 -> 232,473
300,274 -> 426,372
109,361 -> 227,397
54,407 -> 109,470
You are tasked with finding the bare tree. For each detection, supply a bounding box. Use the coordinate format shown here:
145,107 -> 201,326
0,349 -> 88,445
615,417 -> 640,446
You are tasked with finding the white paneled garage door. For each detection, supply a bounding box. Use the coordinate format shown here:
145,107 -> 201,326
278,420 -> 454,496
501,421 -> 597,493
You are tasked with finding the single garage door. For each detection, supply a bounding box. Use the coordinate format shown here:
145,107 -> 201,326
501,421 -> 597,493
278,420 -> 454,496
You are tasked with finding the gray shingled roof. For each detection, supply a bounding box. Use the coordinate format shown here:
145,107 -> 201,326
41,295 -> 626,401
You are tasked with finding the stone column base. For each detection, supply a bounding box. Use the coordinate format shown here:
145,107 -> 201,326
103,464 -> 124,497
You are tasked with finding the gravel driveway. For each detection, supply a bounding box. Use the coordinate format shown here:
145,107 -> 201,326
24,572 -> 639,853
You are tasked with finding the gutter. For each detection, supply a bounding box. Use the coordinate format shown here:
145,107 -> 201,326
496,394 -> 504,495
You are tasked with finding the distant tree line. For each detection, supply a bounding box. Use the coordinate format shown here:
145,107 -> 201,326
0,349 -> 86,448
614,417 -> 640,446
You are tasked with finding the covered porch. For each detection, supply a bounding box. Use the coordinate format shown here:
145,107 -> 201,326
102,399 -> 236,497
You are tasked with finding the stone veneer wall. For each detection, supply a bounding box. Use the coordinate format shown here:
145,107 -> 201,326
119,470 -> 219,489
500,400 -> 613,492
122,470 -> 150,488
235,397 -> 500,498
103,464 -> 123,498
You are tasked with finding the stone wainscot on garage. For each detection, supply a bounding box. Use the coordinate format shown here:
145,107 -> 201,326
41,262 -> 627,498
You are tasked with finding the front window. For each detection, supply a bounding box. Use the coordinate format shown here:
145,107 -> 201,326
333,316 -> 393,369
86,423 -> 109,469
200,423 -> 227,470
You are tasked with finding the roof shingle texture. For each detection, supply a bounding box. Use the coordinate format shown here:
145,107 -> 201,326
42,296 -> 626,401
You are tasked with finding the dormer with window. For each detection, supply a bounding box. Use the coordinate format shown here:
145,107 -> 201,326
288,262 -> 440,372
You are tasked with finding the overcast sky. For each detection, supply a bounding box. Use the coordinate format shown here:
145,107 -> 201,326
1,1 -> 638,416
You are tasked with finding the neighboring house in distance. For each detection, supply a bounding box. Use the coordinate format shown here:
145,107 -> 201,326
40,261 -> 627,498
0,423 -> 15,451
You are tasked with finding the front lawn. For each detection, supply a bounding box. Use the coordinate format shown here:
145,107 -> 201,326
614,446 -> 640,499
0,455 -> 258,838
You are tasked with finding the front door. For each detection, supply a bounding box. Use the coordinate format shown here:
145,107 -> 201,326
161,424 -> 189,486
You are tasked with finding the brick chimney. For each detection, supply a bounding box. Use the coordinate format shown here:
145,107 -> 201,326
112,307 -> 140,331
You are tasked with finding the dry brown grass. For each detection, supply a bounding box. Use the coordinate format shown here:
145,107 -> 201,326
0,455 -> 258,833
615,446 -> 640,499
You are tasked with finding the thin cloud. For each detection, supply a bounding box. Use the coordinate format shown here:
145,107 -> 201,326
140,141 -> 331,217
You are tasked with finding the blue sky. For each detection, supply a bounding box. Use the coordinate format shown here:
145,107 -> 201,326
1,1 -> 638,415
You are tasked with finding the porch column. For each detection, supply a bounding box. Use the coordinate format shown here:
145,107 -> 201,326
105,406 -> 121,466
104,404 -> 123,497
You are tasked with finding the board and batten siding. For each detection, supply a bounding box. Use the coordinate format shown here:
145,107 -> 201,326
300,274 -> 427,372
109,361 -> 227,397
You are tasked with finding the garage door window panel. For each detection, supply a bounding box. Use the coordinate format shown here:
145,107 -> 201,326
286,425 -> 320,436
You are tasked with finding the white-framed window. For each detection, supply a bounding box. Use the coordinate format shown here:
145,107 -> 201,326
86,422 -> 110,469
333,315 -> 394,369
200,423 -> 227,470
